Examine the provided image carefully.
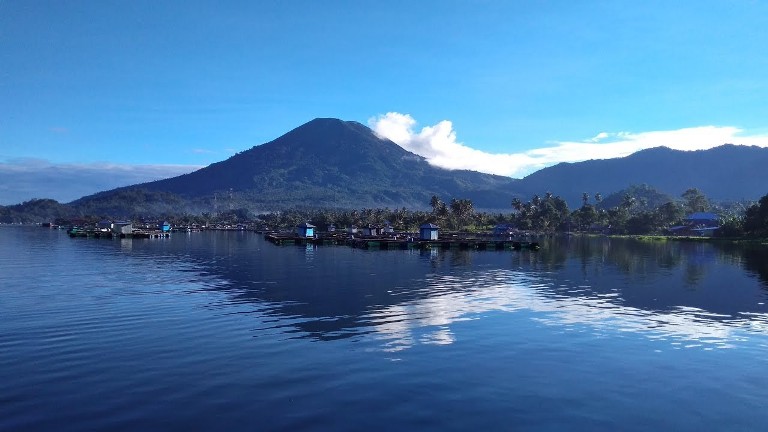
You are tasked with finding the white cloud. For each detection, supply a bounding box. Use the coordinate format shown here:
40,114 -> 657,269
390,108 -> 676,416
368,112 -> 768,178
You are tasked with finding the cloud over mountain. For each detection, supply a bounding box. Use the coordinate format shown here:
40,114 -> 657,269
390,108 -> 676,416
369,112 -> 768,178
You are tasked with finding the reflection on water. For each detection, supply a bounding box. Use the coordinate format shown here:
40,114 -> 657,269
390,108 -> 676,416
135,233 -> 768,351
8,228 -> 767,352
360,268 -> 768,352
4,228 -> 768,431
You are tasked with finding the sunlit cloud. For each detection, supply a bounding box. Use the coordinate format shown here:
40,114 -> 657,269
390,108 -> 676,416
368,112 -> 768,178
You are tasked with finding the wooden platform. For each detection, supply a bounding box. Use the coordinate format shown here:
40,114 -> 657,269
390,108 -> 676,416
68,229 -> 171,239
264,234 -> 540,251
263,234 -> 346,246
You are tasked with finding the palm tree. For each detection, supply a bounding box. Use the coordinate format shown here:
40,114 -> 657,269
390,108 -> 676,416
450,198 -> 474,230
511,197 -> 523,212
430,195 -> 443,213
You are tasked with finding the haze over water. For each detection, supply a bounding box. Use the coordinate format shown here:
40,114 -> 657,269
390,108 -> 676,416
2,226 -> 768,431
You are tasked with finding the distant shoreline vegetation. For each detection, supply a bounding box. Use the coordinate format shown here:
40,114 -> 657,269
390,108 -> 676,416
3,187 -> 768,241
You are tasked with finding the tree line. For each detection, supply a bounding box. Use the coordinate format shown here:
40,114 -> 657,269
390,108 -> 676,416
242,187 -> 768,238
4,186 -> 768,238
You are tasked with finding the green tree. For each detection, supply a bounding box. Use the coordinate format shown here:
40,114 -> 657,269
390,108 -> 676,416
430,195 -> 442,213
513,193 -> 569,233
572,204 -> 597,231
655,201 -> 684,230
681,188 -> 711,214
717,215 -> 745,237
621,193 -> 637,213
449,198 -> 475,230
625,211 -> 658,234
744,194 -> 768,236
511,197 -> 523,212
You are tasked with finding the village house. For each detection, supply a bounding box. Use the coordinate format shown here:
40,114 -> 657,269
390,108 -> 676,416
383,222 -> 394,234
419,223 -> 439,240
361,224 -> 381,237
111,221 -> 133,235
296,222 -> 316,238
669,212 -> 720,237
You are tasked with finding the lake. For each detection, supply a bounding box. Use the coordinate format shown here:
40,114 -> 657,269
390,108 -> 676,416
2,226 -> 768,431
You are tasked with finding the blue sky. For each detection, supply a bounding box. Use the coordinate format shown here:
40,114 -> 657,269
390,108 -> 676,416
2,1 -> 768,204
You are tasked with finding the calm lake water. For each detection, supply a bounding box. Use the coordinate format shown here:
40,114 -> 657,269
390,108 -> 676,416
2,226 -> 768,431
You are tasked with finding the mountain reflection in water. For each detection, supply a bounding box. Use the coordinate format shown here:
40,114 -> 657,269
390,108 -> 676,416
6,227 -> 768,432
153,233 -> 768,351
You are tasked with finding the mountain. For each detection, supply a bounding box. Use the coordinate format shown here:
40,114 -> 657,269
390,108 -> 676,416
72,118 -> 518,214
515,144 -> 768,207
6,119 -> 768,221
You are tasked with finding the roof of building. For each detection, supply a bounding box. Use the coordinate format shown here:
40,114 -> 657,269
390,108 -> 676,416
685,212 -> 719,221
298,222 -> 316,228
420,223 -> 439,229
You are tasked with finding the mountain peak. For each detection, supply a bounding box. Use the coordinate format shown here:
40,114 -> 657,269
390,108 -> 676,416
259,117 -> 386,154
290,117 -> 369,136
77,115 -> 511,210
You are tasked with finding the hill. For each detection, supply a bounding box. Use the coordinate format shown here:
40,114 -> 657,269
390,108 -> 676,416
515,144 -> 768,207
14,119 -> 768,219
71,118 -> 518,214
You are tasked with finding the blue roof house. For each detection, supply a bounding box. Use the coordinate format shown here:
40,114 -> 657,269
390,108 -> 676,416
419,223 -> 439,240
669,212 -> 720,237
159,221 -> 171,232
296,222 -> 316,238
686,212 -> 719,236
685,212 -> 719,225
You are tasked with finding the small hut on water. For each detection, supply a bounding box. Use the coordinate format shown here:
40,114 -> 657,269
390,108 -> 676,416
112,221 -> 133,235
419,223 -> 439,240
296,222 -> 316,238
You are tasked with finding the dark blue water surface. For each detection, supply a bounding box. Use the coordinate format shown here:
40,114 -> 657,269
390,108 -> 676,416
2,226 -> 768,431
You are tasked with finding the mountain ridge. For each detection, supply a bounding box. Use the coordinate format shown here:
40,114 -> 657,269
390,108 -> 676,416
21,118 -> 768,216
72,118 -> 517,212
516,143 -> 768,206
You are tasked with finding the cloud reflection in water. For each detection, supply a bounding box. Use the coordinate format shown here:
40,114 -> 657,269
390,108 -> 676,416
358,269 -> 768,352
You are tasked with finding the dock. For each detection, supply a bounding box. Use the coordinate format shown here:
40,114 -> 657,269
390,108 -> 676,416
264,233 -> 540,251
67,228 -> 171,239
